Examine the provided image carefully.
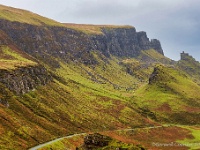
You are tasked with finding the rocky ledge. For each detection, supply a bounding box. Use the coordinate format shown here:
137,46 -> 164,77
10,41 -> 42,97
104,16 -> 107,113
1,19 -> 164,65
0,65 -> 52,95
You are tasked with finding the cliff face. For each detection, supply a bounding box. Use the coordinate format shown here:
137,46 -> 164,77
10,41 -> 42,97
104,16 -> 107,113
1,19 -> 164,65
0,19 -> 164,94
0,65 -> 52,95
0,27 -> 52,94
137,31 -> 163,55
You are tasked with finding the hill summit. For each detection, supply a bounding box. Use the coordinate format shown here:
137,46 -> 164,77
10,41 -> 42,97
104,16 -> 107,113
0,4 -> 200,150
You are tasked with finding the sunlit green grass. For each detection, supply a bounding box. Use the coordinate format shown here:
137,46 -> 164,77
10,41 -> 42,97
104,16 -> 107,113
177,126 -> 200,150
0,45 -> 37,69
134,65 -> 200,112
0,5 -> 63,26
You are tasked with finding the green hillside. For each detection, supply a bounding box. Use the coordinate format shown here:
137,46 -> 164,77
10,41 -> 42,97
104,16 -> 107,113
64,23 -> 133,35
0,30 -> 38,70
0,4 -> 200,150
0,5 -> 132,33
0,5 -> 63,26
134,65 -> 200,124
177,52 -> 200,84
0,45 -> 37,70
0,57 -> 152,149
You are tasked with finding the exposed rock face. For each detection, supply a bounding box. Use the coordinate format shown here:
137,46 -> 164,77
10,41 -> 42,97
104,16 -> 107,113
137,32 -> 163,55
0,30 -> 11,45
0,65 -> 52,94
149,67 -> 159,84
1,19 -> 164,65
150,39 -> 163,55
78,133 -> 147,150
91,28 -> 141,57
78,133 -> 112,150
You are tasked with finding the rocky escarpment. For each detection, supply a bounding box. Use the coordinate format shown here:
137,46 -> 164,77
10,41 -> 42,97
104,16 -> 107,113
1,19 -> 164,65
90,28 -> 163,57
137,31 -> 163,55
0,65 -> 52,95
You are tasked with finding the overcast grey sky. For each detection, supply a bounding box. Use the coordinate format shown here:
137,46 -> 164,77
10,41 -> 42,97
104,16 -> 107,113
1,0 -> 200,61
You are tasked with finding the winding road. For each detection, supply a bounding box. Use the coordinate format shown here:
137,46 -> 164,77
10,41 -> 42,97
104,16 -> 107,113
28,125 -> 168,150
29,133 -> 86,150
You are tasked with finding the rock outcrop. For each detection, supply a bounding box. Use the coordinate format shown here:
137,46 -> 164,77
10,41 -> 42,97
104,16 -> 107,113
78,133 -> 146,150
77,133 -> 112,150
137,31 -> 163,55
82,133 -> 112,148
0,65 -> 52,94
178,51 -> 200,82
1,19 -> 164,65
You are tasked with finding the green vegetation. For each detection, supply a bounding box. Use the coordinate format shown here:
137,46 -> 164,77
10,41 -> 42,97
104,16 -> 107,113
0,54 -> 149,149
177,53 -> 200,84
177,126 -> 200,150
84,139 -> 145,150
0,4 -> 133,33
64,23 -> 133,35
0,5 -> 64,26
134,65 -> 200,123
102,125 -> 200,150
0,45 -> 37,69
0,4 -> 200,150
1,48 -> 200,149
138,49 -> 172,64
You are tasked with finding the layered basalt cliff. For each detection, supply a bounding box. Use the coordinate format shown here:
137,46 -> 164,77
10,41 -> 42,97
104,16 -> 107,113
1,19 -> 164,65
90,28 -> 162,57
0,65 -> 52,95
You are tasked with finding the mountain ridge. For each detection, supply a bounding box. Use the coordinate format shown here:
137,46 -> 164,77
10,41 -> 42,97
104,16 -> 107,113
0,4 -> 200,150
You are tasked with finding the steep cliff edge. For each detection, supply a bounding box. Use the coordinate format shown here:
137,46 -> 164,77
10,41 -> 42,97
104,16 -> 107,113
1,19 -> 164,66
1,5 -> 200,150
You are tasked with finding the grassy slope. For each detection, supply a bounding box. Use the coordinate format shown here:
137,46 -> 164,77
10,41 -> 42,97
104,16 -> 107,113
0,5 -> 63,26
0,4 -> 133,34
177,55 -> 200,84
0,4 -> 200,150
0,45 -> 37,70
0,55 -> 153,149
39,125 -> 200,150
0,29 -> 38,70
0,5 -> 144,149
177,126 -> 200,150
134,65 -> 200,123
119,49 -> 173,82
103,125 -> 200,150
1,43 -> 200,149
138,49 -> 173,64
64,23 -> 133,35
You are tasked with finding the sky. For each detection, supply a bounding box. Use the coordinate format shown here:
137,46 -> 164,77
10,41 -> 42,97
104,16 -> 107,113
1,0 -> 200,61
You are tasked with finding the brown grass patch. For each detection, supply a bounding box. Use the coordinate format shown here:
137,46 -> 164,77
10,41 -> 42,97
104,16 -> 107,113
155,103 -> 172,113
102,126 -> 192,150
183,105 -> 200,113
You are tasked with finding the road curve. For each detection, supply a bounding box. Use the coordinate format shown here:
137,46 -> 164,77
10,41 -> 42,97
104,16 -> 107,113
29,133 -> 86,150
29,125 -> 169,150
